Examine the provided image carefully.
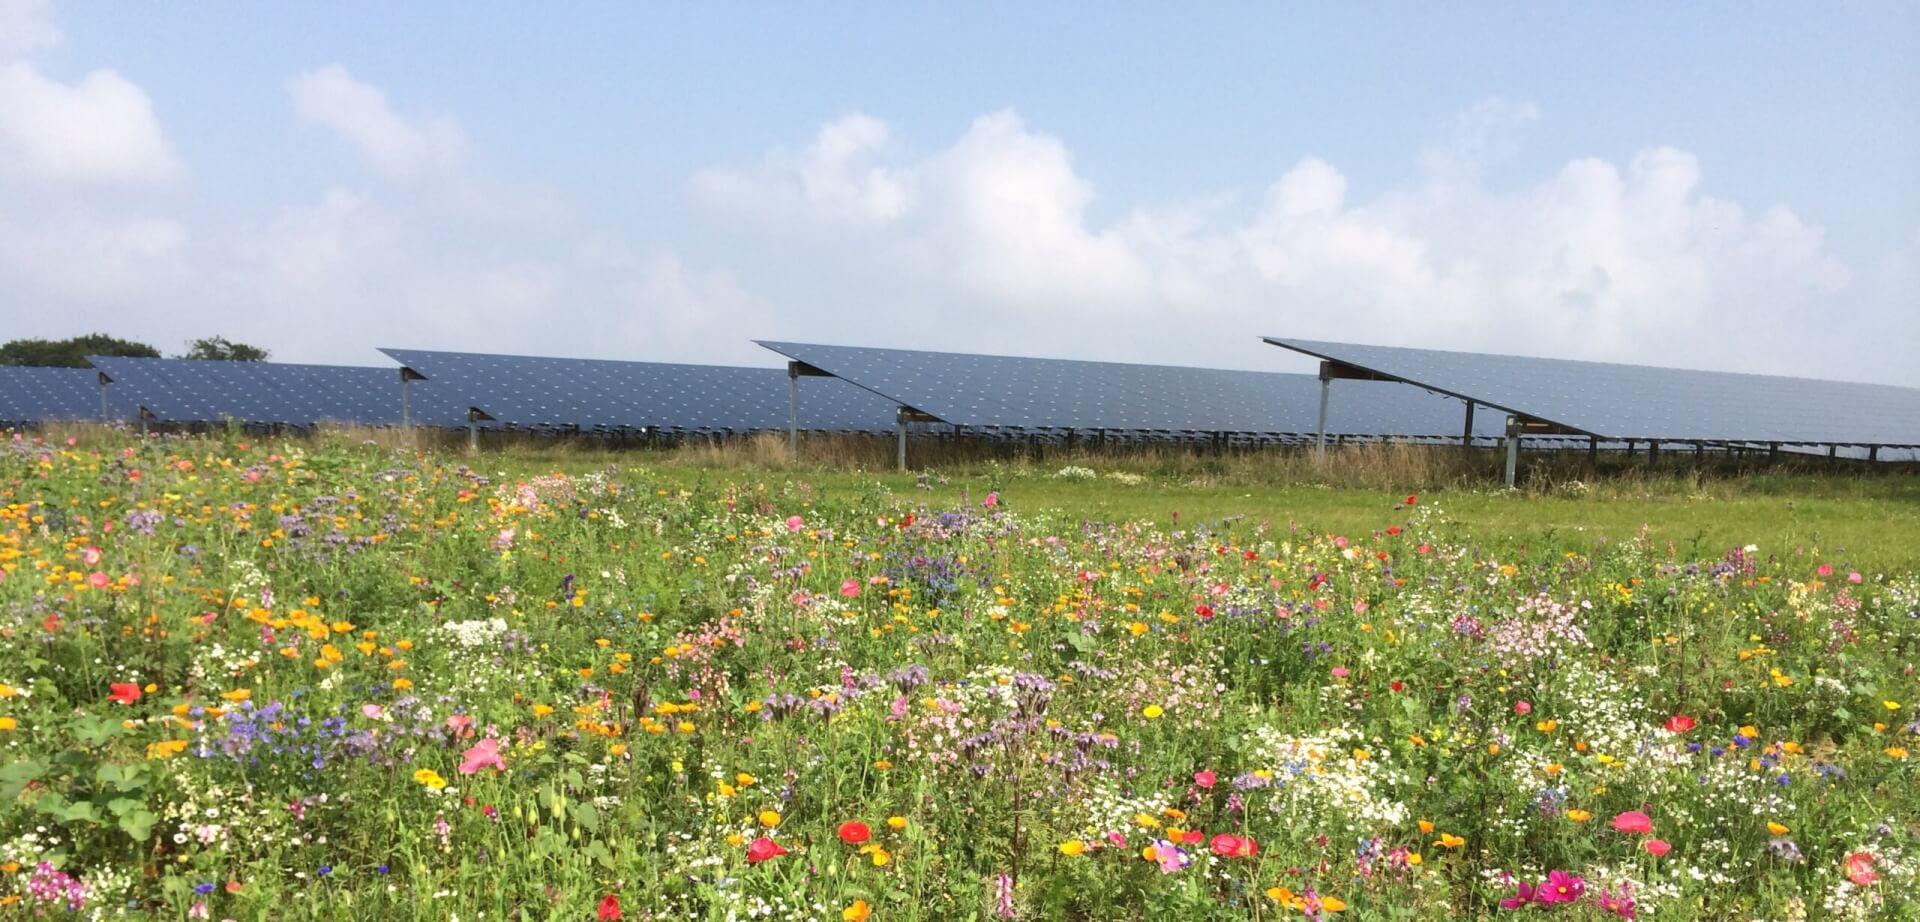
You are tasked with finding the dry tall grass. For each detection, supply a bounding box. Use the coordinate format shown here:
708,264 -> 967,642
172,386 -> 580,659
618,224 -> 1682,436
10,422 -> 1904,491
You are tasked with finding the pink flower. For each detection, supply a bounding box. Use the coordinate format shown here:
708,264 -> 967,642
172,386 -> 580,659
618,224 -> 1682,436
1816,563 -> 1834,577
1844,851 -> 1878,886
81,546 -> 102,566
984,492 -> 999,508
840,578 -> 861,598
458,738 -> 506,774
1498,881 -> 1539,910
1193,770 -> 1216,789
361,704 -> 387,720
445,715 -> 474,738
1537,870 -> 1585,903
87,571 -> 111,589
1209,833 -> 1256,858
1331,666 -> 1350,679
1847,571 -> 1862,584
1514,700 -> 1532,715
1663,715 -> 1696,733
1612,811 -> 1654,835
785,515 -> 804,533
1643,838 -> 1671,857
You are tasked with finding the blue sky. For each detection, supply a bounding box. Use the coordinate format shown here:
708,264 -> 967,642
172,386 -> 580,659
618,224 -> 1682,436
4,2 -> 1917,382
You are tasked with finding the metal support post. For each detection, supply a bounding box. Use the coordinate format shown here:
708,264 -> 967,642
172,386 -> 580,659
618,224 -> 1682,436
98,375 -> 109,420
1503,419 -> 1520,487
1587,436 -> 1598,464
895,408 -> 908,471
787,363 -> 799,455
1869,445 -> 1880,463
400,377 -> 411,429
1461,400 -> 1475,451
1314,362 -> 1331,465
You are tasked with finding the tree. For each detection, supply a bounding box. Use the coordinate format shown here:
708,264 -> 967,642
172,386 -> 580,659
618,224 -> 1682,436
179,336 -> 270,362
0,334 -> 161,367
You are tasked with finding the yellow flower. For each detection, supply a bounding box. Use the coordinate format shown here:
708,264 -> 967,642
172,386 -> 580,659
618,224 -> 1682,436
758,810 -> 781,828
1536,719 -> 1558,732
1128,621 -> 1149,636
1566,809 -> 1592,823
531,704 -> 554,717
1058,840 -> 1086,856
1887,747 -> 1910,760
1321,896 -> 1348,912
1417,819 -> 1434,834
842,900 -> 872,922
1886,701 -> 1903,711
886,816 -> 908,831
1142,704 -> 1164,719
1768,821 -> 1790,836
221,688 -> 251,702
146,739 -> 188,759
1739,724 -> 1759,739
1434,833 -> 1466,849
1406,852 -> 1422,865
0,717 -> 16,732
412,769 -> 447,790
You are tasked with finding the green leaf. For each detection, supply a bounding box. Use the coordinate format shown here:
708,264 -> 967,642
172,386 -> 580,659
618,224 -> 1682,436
0,758 -> 46,800
571,802 -> 600,833
584,840 -> 614,870
118,809 -> 158,842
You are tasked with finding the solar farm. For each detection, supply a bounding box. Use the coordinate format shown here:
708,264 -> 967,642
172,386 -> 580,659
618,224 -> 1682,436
3,340 -> 1918,920
5,338 -> 1916,482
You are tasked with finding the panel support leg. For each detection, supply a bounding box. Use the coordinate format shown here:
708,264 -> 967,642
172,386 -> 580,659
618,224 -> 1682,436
896,409 -> 907,471
1504,422 -> 1520,488
1461,400 -> 1475,453
1314,363 -> 1331,466
787,363 -> 799,457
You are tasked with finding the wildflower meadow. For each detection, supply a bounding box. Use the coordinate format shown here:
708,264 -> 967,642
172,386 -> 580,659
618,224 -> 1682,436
1,433 -> 1915,920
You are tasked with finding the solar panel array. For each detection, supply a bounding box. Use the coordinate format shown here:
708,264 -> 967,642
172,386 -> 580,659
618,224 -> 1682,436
85,356 -> 467,427
756,340 -> 1505,438
378,348 -> 901,433
1264,337 -> 1920,447
0,366 -> 130,423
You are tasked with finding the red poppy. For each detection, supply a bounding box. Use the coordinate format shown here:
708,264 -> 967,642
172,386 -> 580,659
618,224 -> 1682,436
1390,681 -> 1405,693
1386,526 -> 1402,536
1210,834 -> 1258,858
1180,829 -> 1204,846
1663,715 -> 1696,734
1844,852 -> 1877,886
837,821 -> 872,845
1193,770 -> 1216,789
1643,838 -> 1671,857
1194,605 -> 1214,620
1405,495 -> 1418,505
108,683 -> 141,705
1611,811 -> 1654,835
597,894 -> 622,920
746,837 -> 788,864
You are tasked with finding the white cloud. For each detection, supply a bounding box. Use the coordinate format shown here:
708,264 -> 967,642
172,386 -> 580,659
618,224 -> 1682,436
692,113 -> 909,224
288,65 -> 466,178
0,61 -> 184,185
0,213 -> 189,301
689,103 -> 1892,382
0,0 -> 60,59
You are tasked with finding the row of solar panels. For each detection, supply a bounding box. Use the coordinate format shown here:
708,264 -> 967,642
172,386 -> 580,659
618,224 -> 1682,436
1,339 -> 1915,456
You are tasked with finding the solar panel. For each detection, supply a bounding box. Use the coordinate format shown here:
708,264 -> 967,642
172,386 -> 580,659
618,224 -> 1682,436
1263,338 -> 1920,446
0,366 -> 132,424
377,348 -> 901,433
755,341 -> 1505,438
85,356 -> 465,427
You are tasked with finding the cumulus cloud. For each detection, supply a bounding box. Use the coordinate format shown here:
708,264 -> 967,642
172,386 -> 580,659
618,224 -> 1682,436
289,65 -> 467,178
690,102 -> 1891,382
0,61 -> 184,185
0,0 -> 60,60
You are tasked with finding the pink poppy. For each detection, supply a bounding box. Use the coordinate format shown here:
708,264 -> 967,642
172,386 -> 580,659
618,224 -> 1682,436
458,738 -> 506,774
81,546 -> 102,566
1514,700 -> 1532,715
1331,666 -> 1350,679
87,571 -> 111,589
1815,563 -> 1833,577
1643,838 -> 1671,857
1848,571 -> 1863,584
1193,770 -> 1216,789
840,578 -> 860,598
1209,833 -> 1256,858
746,837 -> 787,864
445,715 -> 475,738
1663,715 -> 1696,733
1612,811 -> 1654,835
984,492 -> 998,508
785,516 -> 804,533
1844,852 -> 1877,886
